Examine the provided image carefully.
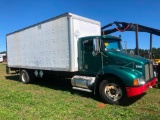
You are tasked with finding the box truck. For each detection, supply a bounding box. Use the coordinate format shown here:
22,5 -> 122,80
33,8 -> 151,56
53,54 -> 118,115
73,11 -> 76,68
6,13 -> 156,104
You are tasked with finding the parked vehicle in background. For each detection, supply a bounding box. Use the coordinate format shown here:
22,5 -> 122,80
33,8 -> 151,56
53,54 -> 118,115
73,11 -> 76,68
153,59 -> 160,65
6,13 -> 156,105
0,53 -> 6,63
0,56 -> 2,63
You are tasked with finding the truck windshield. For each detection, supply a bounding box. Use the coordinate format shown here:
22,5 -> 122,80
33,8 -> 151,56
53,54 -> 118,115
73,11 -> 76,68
102,39 -> 122,51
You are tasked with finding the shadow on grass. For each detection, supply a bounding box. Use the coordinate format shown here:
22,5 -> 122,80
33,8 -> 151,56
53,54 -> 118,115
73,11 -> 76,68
5,74 -> 98,102
5,74 -> 19,82
5,74 -> 146,106
122,93 -> 146,106
33,77 -> 101,102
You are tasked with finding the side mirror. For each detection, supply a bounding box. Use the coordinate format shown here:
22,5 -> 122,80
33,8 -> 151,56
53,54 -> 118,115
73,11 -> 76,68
93,38 -> 100,56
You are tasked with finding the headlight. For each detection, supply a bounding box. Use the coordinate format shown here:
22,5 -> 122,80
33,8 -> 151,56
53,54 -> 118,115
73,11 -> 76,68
133,78 -> 145,86
154,71 -> 157,77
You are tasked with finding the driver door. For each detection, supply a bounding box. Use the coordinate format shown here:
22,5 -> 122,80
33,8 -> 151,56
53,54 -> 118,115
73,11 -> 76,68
82,39 -> 102,74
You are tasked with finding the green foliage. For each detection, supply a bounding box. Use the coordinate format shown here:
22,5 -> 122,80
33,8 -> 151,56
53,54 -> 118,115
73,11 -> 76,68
0,51 -> 6,54
0,63 -> 160,119
127,48 -> 160,59
152,48 -> 160,58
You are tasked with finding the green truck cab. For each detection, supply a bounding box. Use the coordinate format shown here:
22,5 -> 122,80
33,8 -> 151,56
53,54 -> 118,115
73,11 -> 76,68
73,35 -> 156,104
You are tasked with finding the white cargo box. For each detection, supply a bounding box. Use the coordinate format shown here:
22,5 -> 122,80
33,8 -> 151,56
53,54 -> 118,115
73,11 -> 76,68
6,13 -> 101,72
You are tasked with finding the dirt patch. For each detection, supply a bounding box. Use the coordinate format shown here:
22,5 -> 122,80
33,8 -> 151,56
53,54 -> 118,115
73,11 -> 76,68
97,102 -> 106,108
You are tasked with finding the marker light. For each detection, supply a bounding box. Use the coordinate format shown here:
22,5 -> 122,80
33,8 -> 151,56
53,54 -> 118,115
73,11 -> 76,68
133,79 -> 139,86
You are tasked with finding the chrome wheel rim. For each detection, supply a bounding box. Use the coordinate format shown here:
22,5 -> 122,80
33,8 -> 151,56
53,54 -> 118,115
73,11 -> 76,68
21,72 -> 26,82
104,83 -> 122,101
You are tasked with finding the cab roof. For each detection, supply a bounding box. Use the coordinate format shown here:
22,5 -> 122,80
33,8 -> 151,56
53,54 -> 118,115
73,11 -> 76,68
79,35 -> 121,40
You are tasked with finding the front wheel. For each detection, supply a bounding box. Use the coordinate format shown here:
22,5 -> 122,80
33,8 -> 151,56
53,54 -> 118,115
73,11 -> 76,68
99,77 -> 127,105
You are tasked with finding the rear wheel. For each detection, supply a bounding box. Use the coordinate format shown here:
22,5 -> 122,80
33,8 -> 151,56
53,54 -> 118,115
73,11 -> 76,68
20,70 -> 32,84
99,77 -> 127,105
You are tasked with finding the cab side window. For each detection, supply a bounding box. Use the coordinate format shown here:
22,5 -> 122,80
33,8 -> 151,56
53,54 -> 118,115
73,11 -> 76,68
83,40 -> 93,52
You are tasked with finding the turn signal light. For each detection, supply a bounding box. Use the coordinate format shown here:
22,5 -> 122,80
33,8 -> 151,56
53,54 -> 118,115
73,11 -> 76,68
133,79 -> 139,86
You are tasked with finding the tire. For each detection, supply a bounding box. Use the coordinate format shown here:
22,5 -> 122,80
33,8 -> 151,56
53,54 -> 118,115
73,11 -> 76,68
99,77 -> 127,105
19,70 -> 32,84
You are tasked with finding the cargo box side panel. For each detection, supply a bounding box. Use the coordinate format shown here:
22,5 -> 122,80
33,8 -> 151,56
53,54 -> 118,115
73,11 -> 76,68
7,16 -> 70,71
70,15 -> 101,71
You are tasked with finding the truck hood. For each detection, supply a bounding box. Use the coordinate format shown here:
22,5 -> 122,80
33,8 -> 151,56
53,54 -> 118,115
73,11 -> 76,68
103,51 -> 154,83
104,51 -> 149,69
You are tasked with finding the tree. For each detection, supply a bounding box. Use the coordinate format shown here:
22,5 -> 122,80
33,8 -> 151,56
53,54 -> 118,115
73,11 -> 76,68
0,51 -> 6,54
126,48 -> 160,59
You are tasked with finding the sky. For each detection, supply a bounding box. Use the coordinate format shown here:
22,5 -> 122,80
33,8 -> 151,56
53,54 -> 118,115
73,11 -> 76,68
0,0 -> 160,52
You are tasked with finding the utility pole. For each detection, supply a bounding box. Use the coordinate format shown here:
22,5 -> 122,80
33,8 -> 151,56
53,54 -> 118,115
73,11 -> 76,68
122,41 -> 127,52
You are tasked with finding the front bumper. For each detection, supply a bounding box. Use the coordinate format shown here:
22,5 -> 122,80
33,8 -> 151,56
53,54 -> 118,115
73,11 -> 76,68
126,78 -> 157,97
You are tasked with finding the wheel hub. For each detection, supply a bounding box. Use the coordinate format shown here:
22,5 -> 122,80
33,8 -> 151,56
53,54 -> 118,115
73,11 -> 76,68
110,89 -> 116,95
104,83 -> 122,101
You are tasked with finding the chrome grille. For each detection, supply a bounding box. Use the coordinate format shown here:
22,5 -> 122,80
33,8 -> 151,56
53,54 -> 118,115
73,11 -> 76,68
145,64 -> 149,81
149,63 -> 154,78
145,63 -> 154,81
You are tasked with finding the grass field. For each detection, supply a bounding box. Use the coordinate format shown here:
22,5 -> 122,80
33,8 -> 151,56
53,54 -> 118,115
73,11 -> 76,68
0,63 -> 160,120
